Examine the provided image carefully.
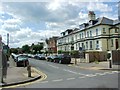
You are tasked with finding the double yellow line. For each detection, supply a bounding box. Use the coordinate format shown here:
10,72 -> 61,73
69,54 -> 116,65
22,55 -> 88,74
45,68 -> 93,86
2,67 -> 47,88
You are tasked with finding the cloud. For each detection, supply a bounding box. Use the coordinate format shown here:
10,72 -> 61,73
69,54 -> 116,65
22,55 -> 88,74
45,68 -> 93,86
87,2 -> 113,12
1,1 -> 118,48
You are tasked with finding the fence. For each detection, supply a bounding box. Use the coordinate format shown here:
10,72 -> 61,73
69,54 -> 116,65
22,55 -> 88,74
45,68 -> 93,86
85,51 -> 107,63
112,50 -> 120,65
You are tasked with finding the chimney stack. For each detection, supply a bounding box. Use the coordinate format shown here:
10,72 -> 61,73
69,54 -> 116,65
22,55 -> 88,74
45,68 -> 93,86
88,11 -> 96,21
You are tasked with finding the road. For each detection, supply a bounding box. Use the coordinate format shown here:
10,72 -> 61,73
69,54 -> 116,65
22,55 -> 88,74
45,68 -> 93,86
18,58 -> 119,88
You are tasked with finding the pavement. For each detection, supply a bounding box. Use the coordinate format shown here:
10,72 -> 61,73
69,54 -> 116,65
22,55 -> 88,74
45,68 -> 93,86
0,57 -> 42,88
70,58 -> 120,71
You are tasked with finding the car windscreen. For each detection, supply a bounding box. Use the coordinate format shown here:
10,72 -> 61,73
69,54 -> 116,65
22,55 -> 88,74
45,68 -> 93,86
17,55 -> 28,61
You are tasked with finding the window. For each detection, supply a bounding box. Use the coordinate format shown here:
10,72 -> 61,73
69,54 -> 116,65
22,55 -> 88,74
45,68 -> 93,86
82,43 -> 84,50
86,42 -> 88,50
115,29 -> 118,33
111,39 -> 114,47
82,33 -> 84,38
90,41 -> 92,49
103,28 -> 106,34
68,37 -> 69,43
90,31 -> 92,37
76,44 -> 77,50
96,29 -> 98,36
96,40 -> 99,50
87,31 -> 89,37
75,35 -> 77,40
78,43 -> 80,48
71,37 -> 74,41
80,33 -> 81,39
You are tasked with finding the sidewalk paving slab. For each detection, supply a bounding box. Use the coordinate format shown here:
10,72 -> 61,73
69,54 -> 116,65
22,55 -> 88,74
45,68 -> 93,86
0,66 -> 41,87
70,59 -> 120,71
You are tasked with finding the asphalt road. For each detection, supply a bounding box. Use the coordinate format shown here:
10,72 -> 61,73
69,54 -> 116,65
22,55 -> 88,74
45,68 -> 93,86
18,58 -> 119,88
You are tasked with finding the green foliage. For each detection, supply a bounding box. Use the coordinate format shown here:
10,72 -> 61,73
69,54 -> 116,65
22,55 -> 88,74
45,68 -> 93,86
58,50 -> 63,54
107,53 -> 111,59
10,48 -> 18,54
22,45 -> 30,53
58,50 -> 70,54
70,50 -> 79,58
94,60 -> 99,64
32,44 -> 43,54
70,50 -> 79,55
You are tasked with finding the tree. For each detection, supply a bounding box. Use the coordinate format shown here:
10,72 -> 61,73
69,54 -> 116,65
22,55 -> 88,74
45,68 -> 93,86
32,44 -> 43,54
22,45 -> 30,53
10,48 -> 18,54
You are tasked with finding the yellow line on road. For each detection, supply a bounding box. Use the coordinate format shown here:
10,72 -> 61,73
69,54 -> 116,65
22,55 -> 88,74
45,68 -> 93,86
2,67 -> 47,88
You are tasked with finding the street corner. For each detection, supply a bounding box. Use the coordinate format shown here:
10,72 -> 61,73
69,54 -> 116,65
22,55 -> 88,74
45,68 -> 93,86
30,67 -> 47,81
2,67 -> 47,88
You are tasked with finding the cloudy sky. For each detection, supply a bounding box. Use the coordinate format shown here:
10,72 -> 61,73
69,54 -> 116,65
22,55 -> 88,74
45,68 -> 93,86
0,0 -> 119,48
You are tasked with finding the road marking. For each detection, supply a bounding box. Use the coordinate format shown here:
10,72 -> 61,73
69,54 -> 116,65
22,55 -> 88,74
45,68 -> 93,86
52,79 -> 63,82
85,74 -> 97,77
2,67 -> 47,88
67,78 -> 75,80
48,64 -> 59,69
79,76 -> 86,78
78,73 -> 86,75
63,69 -> 78,74
40,81 -> 49,83
95,73 -> 106,76
112,71 -> 119,73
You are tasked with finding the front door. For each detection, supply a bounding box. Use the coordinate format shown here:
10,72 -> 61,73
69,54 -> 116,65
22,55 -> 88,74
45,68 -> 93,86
115,39 -> 119,49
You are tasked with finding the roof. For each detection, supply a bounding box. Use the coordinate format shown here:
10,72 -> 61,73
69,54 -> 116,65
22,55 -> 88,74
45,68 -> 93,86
58,16 -> 119,40
113,19 -> 120,25
100,17 -> 113,25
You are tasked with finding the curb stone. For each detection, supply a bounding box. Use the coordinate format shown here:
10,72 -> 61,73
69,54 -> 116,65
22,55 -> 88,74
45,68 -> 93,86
0,67 -> 42,87
1,75 -> 41,87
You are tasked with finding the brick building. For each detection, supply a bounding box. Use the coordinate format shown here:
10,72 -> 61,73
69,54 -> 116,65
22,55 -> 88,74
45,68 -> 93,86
47,37 -> 59,53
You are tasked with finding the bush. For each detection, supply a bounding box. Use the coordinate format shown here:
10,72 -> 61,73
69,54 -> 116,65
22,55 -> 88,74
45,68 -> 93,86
107,53 -> 111,59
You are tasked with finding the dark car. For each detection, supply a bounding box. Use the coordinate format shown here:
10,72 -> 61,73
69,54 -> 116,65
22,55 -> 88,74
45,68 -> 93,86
16,55 -> 29,67
34,54 -> 46,60
57,54 -> 71,64
47,55 -> 59,62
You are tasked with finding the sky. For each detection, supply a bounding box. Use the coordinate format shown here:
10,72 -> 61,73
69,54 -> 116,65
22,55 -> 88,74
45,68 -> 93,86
0,0 -> 119,48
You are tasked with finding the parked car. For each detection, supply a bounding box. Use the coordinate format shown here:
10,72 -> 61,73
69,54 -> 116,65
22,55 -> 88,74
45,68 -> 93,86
34,54 -> 46,60
11,53 -> 19,62
16,55 -> 29,67
56,54 -> 71,64
47,55 -> 59,62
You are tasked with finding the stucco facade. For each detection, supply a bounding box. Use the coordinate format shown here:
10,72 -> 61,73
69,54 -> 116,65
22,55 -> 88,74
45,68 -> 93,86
57,12 -> 120,52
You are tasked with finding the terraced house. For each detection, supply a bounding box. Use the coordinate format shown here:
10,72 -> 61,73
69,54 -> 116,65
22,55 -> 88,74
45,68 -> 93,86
57,11 -> 120,53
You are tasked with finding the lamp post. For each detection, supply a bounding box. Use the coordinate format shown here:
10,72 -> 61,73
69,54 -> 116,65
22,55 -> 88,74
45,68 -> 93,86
0,35 -> 3,83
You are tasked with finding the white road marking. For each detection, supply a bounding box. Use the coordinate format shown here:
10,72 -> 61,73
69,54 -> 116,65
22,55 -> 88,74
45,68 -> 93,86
103,72 -> 111,74
78,73 -> 86,75
67,78 -> 75,80
112,71 -> 119,73
63,69 -> 78,74
40,81 -> 49,83
85,74 -> 97,77
52,79 -> 63,82
98,73 -> 106,75
48,64 -> 59,69
79,76 -> 86,78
